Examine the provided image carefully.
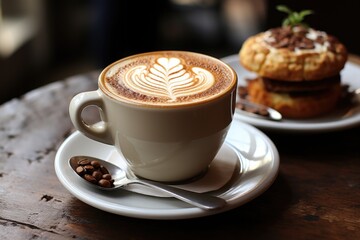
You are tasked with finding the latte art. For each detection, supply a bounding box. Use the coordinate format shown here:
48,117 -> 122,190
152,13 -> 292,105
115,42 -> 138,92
101,51 -> 236,106
124,57 -> 215,101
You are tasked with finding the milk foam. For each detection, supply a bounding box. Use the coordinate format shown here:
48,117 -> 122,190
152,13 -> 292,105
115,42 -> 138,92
124,57 -> 215,101
101,52 -> 235,106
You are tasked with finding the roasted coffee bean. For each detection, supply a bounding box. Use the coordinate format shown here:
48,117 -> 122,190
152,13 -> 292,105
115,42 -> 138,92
74,159 -> 114,188
102,174 -> 112,180
83,165 -> 94,173
84,174 -> 97,184
98,179 -> 112,188
75,166 -> 85,175
91,160 -> 101,168
92,171 -> 103,181
78,158 -> 91,166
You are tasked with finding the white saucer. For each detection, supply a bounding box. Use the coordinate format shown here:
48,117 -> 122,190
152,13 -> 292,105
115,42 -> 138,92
55,119 -> 279,220
222,54 -> 360,133
105,144 -> 239,197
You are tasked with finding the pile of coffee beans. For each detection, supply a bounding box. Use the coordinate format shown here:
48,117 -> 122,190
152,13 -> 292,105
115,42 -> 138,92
74,158 -> 115,188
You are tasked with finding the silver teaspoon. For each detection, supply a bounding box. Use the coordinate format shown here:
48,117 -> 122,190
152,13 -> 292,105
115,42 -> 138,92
237,98 -> 282,121
69,156 -> 227,210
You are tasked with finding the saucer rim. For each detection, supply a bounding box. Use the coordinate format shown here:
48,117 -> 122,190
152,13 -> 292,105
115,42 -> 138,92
54,120 -> 279,220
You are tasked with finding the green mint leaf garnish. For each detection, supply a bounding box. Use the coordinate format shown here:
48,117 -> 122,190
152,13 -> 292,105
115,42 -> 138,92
276,5 -> 314,27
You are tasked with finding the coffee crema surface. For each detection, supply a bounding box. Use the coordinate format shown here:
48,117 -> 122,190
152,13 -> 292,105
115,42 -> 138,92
100,51 -> 236,106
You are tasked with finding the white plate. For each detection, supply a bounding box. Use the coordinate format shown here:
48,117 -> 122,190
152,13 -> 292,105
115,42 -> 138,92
222,54 -> 360,133
55,119 -> 279,220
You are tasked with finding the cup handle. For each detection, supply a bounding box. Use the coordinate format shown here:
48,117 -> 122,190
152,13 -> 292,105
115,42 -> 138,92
69,90 -> 113,145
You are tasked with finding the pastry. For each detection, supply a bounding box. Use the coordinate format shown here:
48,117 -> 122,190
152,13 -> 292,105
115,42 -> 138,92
239,6 -> 348,118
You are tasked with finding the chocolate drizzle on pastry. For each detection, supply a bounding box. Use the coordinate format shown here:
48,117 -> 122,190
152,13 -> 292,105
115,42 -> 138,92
262,25 -> 339,53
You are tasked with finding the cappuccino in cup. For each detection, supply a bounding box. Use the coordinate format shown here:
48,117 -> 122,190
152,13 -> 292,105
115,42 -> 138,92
69,51 -> 237,182
101,51 -> 235,106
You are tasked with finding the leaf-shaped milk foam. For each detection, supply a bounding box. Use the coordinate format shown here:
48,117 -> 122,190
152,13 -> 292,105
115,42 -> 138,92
124,57 -> 215,101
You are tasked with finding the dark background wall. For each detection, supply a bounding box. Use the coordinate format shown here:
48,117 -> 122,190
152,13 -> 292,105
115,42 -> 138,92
0,0 -> 358,104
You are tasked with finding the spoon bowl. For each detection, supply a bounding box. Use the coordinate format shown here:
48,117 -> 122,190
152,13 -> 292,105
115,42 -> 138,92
69,156 -> 227,210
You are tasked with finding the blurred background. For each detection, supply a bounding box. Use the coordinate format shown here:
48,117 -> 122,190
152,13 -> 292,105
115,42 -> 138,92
0,0 -> 359,103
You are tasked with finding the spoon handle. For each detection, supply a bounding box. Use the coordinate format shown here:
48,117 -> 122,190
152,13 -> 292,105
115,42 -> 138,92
132,179 -> 226,210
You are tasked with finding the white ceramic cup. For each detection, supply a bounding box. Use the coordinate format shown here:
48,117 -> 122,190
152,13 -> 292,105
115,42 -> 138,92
69,51 -> 237,182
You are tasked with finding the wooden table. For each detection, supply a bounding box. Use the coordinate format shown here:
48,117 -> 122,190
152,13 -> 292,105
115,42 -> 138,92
1,58 -> 360,239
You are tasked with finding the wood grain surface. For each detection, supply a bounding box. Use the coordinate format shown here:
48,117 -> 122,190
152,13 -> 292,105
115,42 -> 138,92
1,58 -> 360,239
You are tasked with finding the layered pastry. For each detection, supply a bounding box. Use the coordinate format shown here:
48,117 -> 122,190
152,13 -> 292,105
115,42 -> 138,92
239,25 -> 348,118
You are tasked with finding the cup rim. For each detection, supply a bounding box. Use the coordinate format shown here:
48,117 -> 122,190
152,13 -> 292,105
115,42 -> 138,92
98,50 -> 238,109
